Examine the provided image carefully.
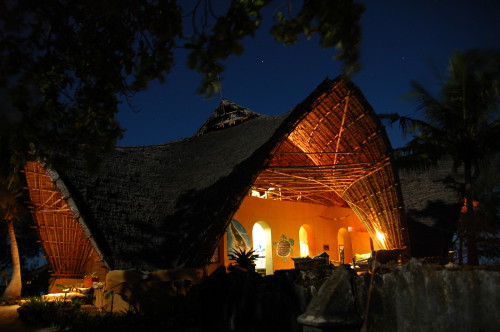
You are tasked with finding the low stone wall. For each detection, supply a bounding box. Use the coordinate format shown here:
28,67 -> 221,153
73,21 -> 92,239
298,259 -> 500,331
103,268 -> 204,312
72,261 -> 499,331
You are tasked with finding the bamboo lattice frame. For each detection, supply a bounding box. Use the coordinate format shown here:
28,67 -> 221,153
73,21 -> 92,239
252,79 -> 409,250
24,161 -> 100,278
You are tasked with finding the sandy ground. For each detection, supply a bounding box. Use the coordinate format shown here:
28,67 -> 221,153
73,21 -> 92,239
0,305 -> 56,332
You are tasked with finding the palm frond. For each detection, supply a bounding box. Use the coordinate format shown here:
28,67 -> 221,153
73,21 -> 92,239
394,137 -> 451,170
228,247 -> 259,268
0,178 -> 23,222
478,118 -> 500,155
379,112 -> 448,139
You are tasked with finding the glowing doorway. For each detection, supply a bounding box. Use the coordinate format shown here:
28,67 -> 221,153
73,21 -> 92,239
299,227 -> 309,257
299,224 -> 316,257
252,222 -> 273,275
337,228 -> 353,264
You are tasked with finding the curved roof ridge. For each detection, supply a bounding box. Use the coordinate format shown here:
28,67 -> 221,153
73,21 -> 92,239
116,137 -> 190,149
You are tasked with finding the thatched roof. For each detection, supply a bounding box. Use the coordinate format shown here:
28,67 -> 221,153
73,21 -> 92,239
398,160 -> 463,257
24,77 -> 410,274
195,99 -> 261,135
27,114 -> 284,272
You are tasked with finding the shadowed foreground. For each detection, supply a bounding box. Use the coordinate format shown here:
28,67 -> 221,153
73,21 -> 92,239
0,305 -> 49,332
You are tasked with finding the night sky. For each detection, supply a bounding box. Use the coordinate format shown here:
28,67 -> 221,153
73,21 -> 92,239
116,0 -> 500,149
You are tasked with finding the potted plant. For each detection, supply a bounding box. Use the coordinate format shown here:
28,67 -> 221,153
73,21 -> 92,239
228,248 -> 259,272
83,272 -> 99,288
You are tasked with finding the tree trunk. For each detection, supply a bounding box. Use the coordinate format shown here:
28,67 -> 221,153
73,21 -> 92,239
464,161 -> 478,265
3,219 -> 22,298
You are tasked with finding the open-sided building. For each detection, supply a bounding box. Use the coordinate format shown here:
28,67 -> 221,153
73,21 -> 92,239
24,77 -> 420,286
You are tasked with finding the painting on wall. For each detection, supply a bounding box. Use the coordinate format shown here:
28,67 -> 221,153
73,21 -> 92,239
227,219 -> 251,258
274,234 -> 295,262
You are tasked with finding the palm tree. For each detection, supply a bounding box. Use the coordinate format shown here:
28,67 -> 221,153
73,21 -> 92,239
382,50 -> 500,265
0,177 -> 23,298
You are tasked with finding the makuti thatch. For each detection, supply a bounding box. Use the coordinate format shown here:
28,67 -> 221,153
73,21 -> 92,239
398,159 -> 463,258
24,77 -> 410,277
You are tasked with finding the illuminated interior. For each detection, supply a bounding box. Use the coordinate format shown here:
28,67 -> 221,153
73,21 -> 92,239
220,79 -> 410,275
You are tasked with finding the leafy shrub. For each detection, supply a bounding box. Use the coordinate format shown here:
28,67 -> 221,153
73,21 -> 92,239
17,296 -> 165,332
18,297 -> 64,327
0,296 -> 17,305
17,297 -> 82,328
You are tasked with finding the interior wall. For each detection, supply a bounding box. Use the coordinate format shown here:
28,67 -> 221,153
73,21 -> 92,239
350,229 -> 373,255
221,196 -> 372,273
84,251 -> 108,281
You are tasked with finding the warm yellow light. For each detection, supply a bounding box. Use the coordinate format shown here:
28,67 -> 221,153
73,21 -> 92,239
251,190 -> 267,198
376,231 -> 385,242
